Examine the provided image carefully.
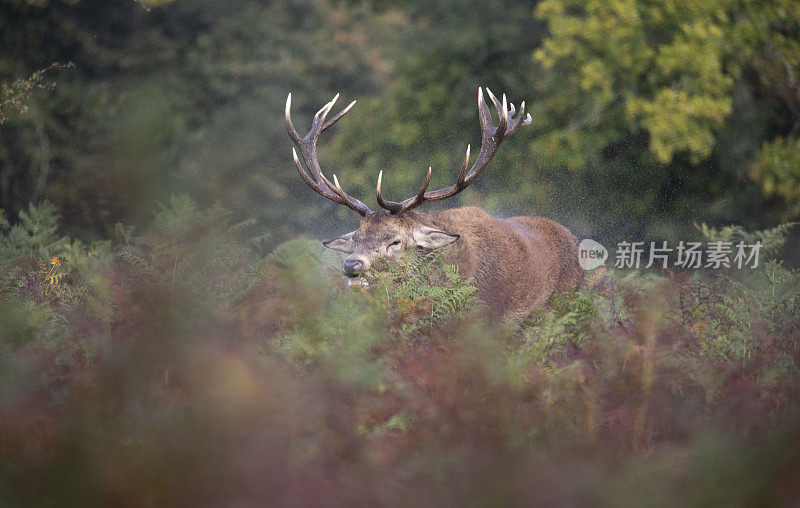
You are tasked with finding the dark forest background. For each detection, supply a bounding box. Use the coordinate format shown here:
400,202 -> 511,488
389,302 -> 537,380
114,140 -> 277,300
2,0 -> 799,249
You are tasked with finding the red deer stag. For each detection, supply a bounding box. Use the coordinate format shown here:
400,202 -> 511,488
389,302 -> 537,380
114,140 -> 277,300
285,88 -> 583,319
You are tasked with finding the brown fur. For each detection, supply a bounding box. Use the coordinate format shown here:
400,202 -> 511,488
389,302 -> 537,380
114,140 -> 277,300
427,207 -> 583,319
336,207 -> 584,320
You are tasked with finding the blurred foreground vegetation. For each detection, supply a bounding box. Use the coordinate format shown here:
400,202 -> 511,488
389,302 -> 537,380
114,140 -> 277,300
2,0 -> 800,505
1,198 -> 799,505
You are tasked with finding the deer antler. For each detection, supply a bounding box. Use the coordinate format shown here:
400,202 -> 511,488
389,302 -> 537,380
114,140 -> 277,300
285,93 -> 372,216
376,87 -> 531,215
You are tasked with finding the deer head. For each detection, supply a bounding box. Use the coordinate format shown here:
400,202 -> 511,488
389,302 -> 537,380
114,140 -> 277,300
285,88 -> 531,278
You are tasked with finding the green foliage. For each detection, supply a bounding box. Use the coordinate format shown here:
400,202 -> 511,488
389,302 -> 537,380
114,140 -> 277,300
518,289 -> 598,364
0,201 -> 78,307
688,220 -> 800,357
752,137 -> 800,217
0,0 -> 380,239
514,221 -> 799,369
531,0 -> 800,224
267,238 -> 342,277
696,220 -> 798,257
535,0 -> 734,165
272,245 -> 476,388
0,202 -> 113,353
365,250 -> 477,333
117,194 -> 265,307
0,201 -> 64,266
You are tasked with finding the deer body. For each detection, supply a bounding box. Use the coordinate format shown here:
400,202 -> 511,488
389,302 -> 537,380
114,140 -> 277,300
284,88 -> 583,319
432,207 -> 583,318
325,207 -> 582,319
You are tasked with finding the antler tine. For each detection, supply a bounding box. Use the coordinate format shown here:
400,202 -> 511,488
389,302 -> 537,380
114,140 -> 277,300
484,87 -> 501,112
285,92 -> 372,216
462,87 -> 506,186
477,87 -> 494,135
506,100 -> 531,136
308,94 -> 337,138
377,165 -> 434,214
331,174 -> 369,213
374,170 -> 402,213
457,144 -> 471,186
483,88 -> 508,140
375,170 -> 401,213
285,93 -> 301,144
416,167 -> 432,200
323,100 -> 356,131
499,93 -> 509,137
398,167 -> 432,213
291,146 -> 350,206
376,87 -> 530,214
292,147 -> 317,188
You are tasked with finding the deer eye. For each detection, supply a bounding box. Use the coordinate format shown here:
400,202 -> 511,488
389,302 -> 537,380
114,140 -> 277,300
388,240 -> 401,247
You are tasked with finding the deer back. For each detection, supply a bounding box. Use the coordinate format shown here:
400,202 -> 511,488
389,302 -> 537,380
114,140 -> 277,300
430,207 -> 583,319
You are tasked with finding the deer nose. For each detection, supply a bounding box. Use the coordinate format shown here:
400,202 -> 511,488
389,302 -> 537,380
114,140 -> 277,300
343,259 -> 364,277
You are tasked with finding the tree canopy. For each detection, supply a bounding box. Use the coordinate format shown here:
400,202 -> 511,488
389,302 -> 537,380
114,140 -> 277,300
1,0 -> 798,248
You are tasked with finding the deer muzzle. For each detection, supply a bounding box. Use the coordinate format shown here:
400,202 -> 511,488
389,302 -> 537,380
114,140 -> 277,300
343,259 -> 364,277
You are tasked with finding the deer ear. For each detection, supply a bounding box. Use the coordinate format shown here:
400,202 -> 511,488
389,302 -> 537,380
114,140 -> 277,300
322,230 -> 357,254
412,225 -> 459,249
